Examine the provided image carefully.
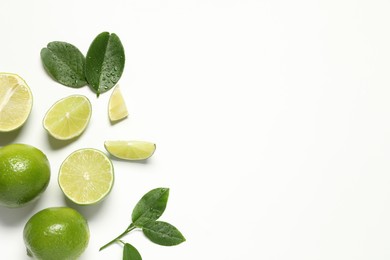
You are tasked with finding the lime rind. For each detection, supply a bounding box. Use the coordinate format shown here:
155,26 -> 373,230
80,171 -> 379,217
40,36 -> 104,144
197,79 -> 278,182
58,148 -> 114,205
0,73 -> 33,132
104,141 -> 156,161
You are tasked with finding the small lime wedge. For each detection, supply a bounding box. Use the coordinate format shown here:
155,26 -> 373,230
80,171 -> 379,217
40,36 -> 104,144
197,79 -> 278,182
104,141 -> 156,161
108,85 -> 128,122
58,148 -> 114,205
43,95 -> 91,140
0,73 -> 32,132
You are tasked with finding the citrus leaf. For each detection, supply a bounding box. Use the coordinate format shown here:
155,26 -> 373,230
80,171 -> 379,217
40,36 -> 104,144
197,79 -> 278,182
40,41 -> 87,88
123,243 -> 142,260
142,221 -> 186,246
85,32 -> 125,95
132,188 -> 169,228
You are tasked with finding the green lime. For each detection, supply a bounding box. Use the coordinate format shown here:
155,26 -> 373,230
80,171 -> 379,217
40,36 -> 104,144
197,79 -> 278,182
0,143 -> 50,207
23,207 -> 90,260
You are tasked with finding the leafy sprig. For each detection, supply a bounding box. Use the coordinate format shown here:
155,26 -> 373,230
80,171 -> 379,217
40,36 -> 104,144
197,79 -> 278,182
100,188 -> 186,259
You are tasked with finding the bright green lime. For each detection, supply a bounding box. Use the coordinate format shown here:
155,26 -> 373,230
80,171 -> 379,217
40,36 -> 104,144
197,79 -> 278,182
23,207 -> 90,260
0,143 -> 50,207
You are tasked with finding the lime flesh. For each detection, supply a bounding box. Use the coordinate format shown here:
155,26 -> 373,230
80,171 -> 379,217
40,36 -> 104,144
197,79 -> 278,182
0,73 -> 32,132
43,95 -> 91,140
58,148 -> 114,205
108,85 -> 128,122
104,140 -> 156,160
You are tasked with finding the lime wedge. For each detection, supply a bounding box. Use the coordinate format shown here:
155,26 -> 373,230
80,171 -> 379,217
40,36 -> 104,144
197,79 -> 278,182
0,73 -> 32,132
104,141 -> 156,161
58,148 -> 114,205
108,85 -> 128,122
43,95 -> 91,140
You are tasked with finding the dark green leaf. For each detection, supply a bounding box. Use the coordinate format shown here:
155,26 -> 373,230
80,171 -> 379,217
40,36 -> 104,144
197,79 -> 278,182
40,41 -> 87,88
143,221 -> 186,246
123,243 -> 142,260
85,32 -> 125,95
132,188 -> 169,228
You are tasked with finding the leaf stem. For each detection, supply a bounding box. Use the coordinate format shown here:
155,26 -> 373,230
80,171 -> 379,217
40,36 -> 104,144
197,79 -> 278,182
99,223 -> 136,251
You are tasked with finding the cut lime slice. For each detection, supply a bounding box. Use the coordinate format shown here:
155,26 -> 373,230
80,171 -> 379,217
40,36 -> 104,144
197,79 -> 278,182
108,85 -> 128,122
43,95 -> 91,140
104,141 -> 156,161
0,73 -> 32,132
58,148 -> 114,205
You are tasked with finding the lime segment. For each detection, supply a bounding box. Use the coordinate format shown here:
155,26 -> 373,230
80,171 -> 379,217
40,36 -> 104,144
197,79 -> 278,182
0,73 -> 32,132
43,95 -> 91,140
108,85 -> 128,122
104,141 -> 156,161
58,148 -> 114,205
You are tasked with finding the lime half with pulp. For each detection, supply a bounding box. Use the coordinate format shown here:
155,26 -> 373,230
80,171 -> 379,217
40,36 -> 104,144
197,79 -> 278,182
58,148 -> 114,205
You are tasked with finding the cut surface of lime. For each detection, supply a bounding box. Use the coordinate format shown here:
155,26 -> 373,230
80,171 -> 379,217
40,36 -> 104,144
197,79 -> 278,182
108,85 -> 128,122
59,148 -> 114,205
0,73 -> 32,132
104,141 -> 156,161
43,95 -> 91,140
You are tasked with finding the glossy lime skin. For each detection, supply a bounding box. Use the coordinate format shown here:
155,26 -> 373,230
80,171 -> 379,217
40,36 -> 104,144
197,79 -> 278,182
23,207 -> 90,260
0,144 -> 50,207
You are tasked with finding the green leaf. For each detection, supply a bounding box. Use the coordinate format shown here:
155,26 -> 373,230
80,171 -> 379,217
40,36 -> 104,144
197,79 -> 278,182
123,243 -> 142,260
143,221 -> 186,246
40,41 -> 87,88
132,188 -> 169,228
85,32 -> 125,95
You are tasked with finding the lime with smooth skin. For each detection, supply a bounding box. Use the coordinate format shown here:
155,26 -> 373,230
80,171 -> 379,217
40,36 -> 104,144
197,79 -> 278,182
23,207 -> 89,260
0,143 -> 50,207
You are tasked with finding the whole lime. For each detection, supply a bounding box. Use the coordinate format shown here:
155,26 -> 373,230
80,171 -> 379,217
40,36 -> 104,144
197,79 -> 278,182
23,207 -> 90,260
0,143 -> 50,207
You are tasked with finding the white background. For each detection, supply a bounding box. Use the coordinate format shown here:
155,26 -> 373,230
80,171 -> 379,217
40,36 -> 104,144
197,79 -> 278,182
1,0 -> 390,259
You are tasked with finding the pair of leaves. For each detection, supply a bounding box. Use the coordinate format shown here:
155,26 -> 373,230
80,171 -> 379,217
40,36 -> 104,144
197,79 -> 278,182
131,188 -> 186,246
41,32 -> 125,95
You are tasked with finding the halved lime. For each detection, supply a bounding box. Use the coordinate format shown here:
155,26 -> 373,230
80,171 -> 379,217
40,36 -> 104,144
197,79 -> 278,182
43,95 -> 91,140
104,141 -> 156,161
58,148 -> 114,205
0,73 -> 32,132
108,85 -> 128,122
